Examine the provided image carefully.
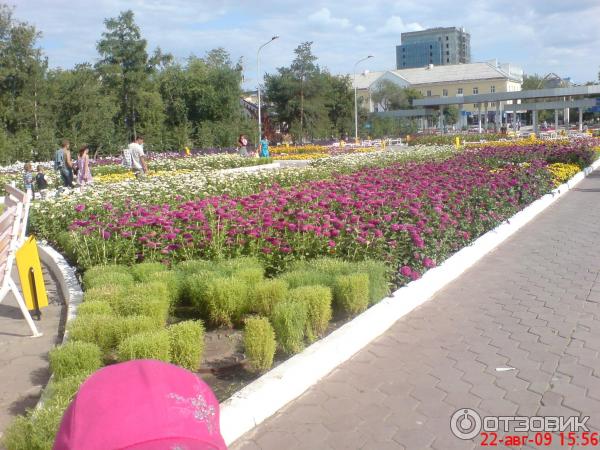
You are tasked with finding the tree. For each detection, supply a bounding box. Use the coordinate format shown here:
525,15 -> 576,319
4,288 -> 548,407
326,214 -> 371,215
96,10 -> 172,142
371,81 -> 422,111
290,42 -> 318,140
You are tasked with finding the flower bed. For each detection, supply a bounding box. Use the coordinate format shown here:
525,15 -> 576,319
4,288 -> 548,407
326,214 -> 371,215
408,133 -> 506,146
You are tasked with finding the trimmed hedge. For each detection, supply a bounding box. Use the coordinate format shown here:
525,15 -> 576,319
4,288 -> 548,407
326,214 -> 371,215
45,372 -> 89,407
131,262 -> 168,282
205,277 -> 248,327
216,256 -> 263,276
279,269 -> 333,289
117,330 -> 171,362
113,315 -> 161,348
76,301 -> 113,317
111,282 -> 170,326
288,285 -> 332,342
49,341 -> 102,381
333,274 -> 370,315
244,316 -> 276,373
233,267 -> 264,287
270,299 -> 307,354
175,259 -> 219,276
153,270 -> 183,304
185,270 -> 217,314
168,321 -> 205,371
83,265 -> 134,290
67,314 -> 119,356
250,279 -> 288,316
82,285 -> 125,308
353,260 -> 390,304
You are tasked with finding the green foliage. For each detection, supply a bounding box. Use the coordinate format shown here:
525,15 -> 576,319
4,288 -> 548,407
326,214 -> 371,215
243,316 -> 276,372
83,265 -> 134,290
175,259 -> 218,275
185,270 -> 217,313
270,299 -> 307,354
168,320 -> 205,371
279,269 -> 333,289
113,315 -> 160,347
216,256 -> 263,275
2,399 -> 69,450
77,301 -> 113,317
49,341 -> 102,381
204,277 -> 248,327
44,372 -> 89,407
117,330 -> 171,362
153,270 -> 183,304
67,314 -> 118,356
250,279 -> 288,316
288,286 -> 332,342
131,262 -> 168,282
333,274 -> 370,315
112,282 -> 171,326
352,260 -> 390,304
233,267 -> 264,287
82,284 -> 125,308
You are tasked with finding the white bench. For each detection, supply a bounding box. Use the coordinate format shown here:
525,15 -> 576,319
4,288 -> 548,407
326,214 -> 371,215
0,185 -> 41,337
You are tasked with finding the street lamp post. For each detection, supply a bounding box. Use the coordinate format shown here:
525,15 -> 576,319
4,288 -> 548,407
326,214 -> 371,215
257,36 -> 279,147
354,55 -> 374,143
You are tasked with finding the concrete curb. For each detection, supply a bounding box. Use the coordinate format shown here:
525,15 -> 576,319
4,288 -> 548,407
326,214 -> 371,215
37,244 -> 82,340
219,157 -> 600,445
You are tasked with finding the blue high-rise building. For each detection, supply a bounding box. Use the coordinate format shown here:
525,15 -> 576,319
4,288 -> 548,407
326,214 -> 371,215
396,27 -> 470,69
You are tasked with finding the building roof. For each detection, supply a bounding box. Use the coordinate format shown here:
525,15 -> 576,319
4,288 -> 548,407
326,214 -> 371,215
351,62 -> 522,90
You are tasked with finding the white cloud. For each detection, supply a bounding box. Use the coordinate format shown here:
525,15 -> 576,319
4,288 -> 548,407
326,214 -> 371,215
355,25 -> 366,33
308,8 -> 351,28
379,16 -> 424,36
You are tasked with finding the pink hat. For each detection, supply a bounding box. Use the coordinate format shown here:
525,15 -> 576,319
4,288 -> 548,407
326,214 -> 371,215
53,360 -> 227,450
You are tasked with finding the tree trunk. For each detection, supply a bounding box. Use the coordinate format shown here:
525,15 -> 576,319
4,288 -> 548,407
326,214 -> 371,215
300,76 -> 304,144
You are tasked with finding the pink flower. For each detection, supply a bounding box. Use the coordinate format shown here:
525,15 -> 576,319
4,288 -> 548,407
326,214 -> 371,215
74,204 -> 86,212
423,258 -> 436,268
400,266 -> 412,277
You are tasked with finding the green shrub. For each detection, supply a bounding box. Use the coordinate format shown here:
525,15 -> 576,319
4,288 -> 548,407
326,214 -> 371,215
279,269 -> 333,289
83,265 -> 133,289
49,341 -> 102,381
216,256 -> 263,275
67,314 -> 118,356
113,315 -> 161,348
181,270 -> 220,308
175,260 -> 219,276
352,260 -> 390,304
333,274 -> 370,315
168,321 -> 205,371
83,285 -> 125,308
288,286 -> 332,342
205,277 -> 248,327
153,270 -> 183,304
117,330 -> 171,363
77,301 -> 113,317
291,257 -> 352,277
2,400 -> 69,450
112,282 -> 170,326
185,270 -> 217,314
131,262 -> 168,282
45,372 -> 89,406
233,267 -> 264,287
244,316 -> 276,372
250,279 -> 288,316
270,299 -> 307,354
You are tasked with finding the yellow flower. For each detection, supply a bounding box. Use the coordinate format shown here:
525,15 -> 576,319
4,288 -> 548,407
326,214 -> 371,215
547,163 -> 580,186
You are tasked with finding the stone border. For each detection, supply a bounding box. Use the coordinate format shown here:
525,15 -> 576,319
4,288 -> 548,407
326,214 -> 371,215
219,157 -> 600,445
218,162 -> 280,175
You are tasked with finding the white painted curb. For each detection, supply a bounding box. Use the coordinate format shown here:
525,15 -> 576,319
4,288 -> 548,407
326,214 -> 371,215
37,244 -> 83,340
219,157 -> 600,445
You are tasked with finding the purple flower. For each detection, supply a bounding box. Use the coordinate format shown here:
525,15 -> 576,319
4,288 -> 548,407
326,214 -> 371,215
74,204 -> 86,212
400,266 -> 412,277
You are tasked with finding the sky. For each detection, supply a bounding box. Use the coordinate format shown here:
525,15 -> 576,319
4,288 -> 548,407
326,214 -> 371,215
9,0 -> 600,89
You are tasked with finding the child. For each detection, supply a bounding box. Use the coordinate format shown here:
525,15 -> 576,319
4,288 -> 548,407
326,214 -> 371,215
23,162 -> 34,198
35,165 -> 49,199
77,145 -> 93,192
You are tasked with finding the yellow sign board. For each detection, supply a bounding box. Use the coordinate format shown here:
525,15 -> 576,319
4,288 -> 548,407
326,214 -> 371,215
15,236 -> 48,311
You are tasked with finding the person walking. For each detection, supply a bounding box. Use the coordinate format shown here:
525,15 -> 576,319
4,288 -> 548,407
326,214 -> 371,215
259,134 -> 270,158
238,134 -> 248,157
76,145 -> 93,192
126,136 -> 148,179
54,139 -> 74,188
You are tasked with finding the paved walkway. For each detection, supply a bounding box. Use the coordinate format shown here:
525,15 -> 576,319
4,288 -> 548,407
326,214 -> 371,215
0,264 -> 64,436
232,171 -> 600,450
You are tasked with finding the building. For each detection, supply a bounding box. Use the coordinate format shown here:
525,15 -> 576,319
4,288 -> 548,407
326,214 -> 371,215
396,27 -> 470,69
351,61 -> 523,121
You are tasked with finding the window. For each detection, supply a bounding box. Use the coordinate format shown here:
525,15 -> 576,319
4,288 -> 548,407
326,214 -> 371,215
446,51 -> 450,55
490,85 -> 496,93
473,87 -> 479,94
443,89 -> 448,97
427,90 -> 432,97
402,47 -> 405,52
430,44 -> 433,49
446,36 -> 449,40
430,52 -> 433,57
447,58 -> 450,63
446,43 -> 449,48
457,88 -> 463,95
